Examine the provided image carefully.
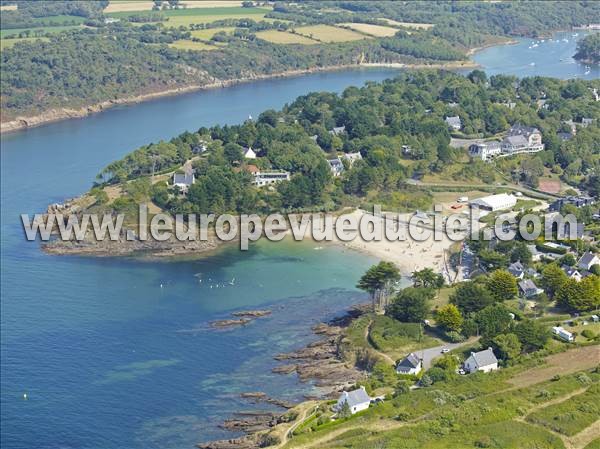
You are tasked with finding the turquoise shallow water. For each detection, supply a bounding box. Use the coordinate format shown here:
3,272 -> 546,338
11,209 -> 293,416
1,31 -> 598,448
0,69 -> 392,449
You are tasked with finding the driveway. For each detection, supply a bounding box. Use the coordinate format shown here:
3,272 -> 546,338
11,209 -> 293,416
417,339 -> 475,369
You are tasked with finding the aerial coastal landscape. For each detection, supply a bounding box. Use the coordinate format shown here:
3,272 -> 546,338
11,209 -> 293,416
1,1 -> 600,449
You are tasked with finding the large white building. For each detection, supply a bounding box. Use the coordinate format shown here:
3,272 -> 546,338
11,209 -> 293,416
469,141 -> 502,161
469,193 -> 517,212
470,124 -> 545,161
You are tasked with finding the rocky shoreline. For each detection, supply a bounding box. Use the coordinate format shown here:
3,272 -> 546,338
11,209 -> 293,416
43,232 -> 222,258
210,310 -> 272,328
197,304 -> 370,449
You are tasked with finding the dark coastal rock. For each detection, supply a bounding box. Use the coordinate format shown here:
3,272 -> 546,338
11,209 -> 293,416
231,310 -> 271,318
197,436 -> 256,449
209,318 -> 251,328
220,411 -> 279,433
239,392 -> 294,409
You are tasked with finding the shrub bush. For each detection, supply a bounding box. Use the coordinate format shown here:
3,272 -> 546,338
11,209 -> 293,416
581,329 -> 596,339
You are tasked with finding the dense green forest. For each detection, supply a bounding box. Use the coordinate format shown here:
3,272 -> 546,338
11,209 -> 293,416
93,70 -> 600,217
2,1 -> 599,120
574,32 -> 600,64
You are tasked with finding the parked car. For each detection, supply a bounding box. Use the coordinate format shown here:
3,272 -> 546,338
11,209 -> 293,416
441,348 -> 450,354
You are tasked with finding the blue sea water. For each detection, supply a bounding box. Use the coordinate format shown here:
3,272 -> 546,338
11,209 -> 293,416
1,31 -> 598,448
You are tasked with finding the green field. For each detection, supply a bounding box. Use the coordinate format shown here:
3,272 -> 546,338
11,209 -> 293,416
527,383 -> 600,436
294,25 -> 369,43
1,24 -> 84,39
107,6 -> 271,27
255,29 -> 318,45
285,365 -> 600,448
168,39 -> 217,51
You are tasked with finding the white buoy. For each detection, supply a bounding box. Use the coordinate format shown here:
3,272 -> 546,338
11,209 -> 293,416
23,393 -> 27,400
160,283 -> 163,288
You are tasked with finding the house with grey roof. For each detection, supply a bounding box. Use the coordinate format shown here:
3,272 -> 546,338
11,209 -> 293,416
172,171 -> 195,194
578,251 -> 600,271
500,124 -> 545,156
562,265 -> 582,281
463,348 -> 498,373
445,116 -> 462,131
396,353 -> 422,375
469,141 -> 502,161
518,279 -> 543,298
334,386 -> 371,415
328,158 -> 344,177
508,261 -> 525,279
329,125 -> 346,136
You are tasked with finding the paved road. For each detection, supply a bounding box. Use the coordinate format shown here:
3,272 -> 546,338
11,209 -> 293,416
416,339 -> 476,369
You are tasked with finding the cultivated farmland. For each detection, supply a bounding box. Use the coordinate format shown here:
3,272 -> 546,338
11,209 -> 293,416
339,22 -> 400,37
294,25 -> 368,43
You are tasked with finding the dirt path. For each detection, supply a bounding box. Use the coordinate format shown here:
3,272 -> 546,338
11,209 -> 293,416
365,320 -> 396,366
275,402 -> 318,448
568,420 -> 600,449
518,383 -> 599,449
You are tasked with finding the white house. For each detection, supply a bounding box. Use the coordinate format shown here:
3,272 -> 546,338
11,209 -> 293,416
552,326 -> 574,342
341,152 -> 362,166
253,170 -> 291,187
329,125 -> 346,136
470,193 -> 517,212
578,251 -> 600,271
501,124 -> 545,155
328,158 -> 344,176
445,116 -> 462,131
469,141 -> 502,161
243,147 -> 257,159
334,386 -> 371,415
396,353 -> 422,375
172,170 -> 195,194
464,348 -> 498,373
243,164 -> 290,187
562,265 -> 582,281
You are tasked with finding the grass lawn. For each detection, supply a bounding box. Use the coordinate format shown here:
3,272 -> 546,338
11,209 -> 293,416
431,286 -> 455,311
0,37 -> 49,50
255,29 -> 318,45
338,22 -> 399,37
168,39 -> 217,50
378,18 -> 434,29
368,315 -> 440,360
295,25 -> 369,43
527,383 -> 600,436
564,321 -> 600,343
